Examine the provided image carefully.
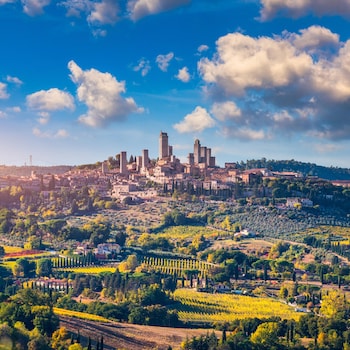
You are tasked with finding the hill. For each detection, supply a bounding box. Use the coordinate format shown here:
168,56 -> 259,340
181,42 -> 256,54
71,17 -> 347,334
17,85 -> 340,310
59,315 -> 217,350
241,158 -> 350,180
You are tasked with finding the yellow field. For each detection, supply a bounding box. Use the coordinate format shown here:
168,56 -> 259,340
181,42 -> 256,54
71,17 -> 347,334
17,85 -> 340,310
173,288 -> 301,323
3,245 -> 24,253
56,266 -> 117,274
53,307 -> 111,322
2,261 -> 16,270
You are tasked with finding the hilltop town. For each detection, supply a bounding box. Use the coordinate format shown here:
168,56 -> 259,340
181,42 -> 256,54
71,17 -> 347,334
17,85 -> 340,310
2,131 -> 349,208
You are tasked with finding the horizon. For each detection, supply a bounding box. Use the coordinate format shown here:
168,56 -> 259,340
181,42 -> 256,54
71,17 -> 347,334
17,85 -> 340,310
1,1 -> 350,168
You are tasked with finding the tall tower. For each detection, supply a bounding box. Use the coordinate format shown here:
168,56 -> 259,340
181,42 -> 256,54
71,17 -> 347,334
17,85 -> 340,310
194,139 -> 201,164
142,149 -> 149,169
159,132 -> 169,160
120,151 -> 128,175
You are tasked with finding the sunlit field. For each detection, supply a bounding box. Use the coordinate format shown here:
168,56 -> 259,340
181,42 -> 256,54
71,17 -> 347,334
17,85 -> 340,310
173,288 -> 301,323
53,307 -> 111,322
55,266 -> 117,274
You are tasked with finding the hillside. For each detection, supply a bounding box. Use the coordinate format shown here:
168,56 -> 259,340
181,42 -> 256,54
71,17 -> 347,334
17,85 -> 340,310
59,316 -> 217,350
241,158 -> 350,180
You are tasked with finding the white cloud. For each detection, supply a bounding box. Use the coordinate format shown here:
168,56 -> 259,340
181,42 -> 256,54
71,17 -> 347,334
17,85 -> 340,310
0,83 -> 9,99
289,25 -> 339,51
198,26 -> 350,141
176,67 -> 190,82
68,60 -> 143,127
33,127 -> 69,138
198,32 -> 312,96
88,0 -> 120,25
260,0 -> 350,21
128,0 -> 190,21
156,52 -> 174,72
211,101 -> 241,121
0,111 -> 7,118
6,75 -> 23,85
38,112 -> 50,125
133,58 -> 151,76
173,106 -> 216,133
21,0 -> 51,16
26,88 -> 75,112
198,44 -> 209,53
59,0 -> 91,17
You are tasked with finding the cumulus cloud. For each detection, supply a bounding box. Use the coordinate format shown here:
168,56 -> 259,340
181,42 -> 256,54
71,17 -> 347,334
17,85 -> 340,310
59,0 -> 119,31
0,83 -> 9,99
21,0 -> 51,16
68,60 -> 143,127
211,101 -> 241,121
33,127 -> 69,138
156,52 -> 174,72
198,32 -> 312,96
88,0 -> 120,25
133,58 -> 151,76
0,111 -> 7,118
173,106 -> 216,133
59,0 -> 91,17
288,25 -> 339,52
6,75 -> 23,85
176,67 -> 190,82
128,0 -> 190,21
198,26 -> 350,141
26,88 -> 75,112
260,0 -> 350,21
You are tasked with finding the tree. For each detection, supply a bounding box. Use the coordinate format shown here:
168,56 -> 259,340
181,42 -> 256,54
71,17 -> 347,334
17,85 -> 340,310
68,344 -> 83,350
13,258 -> 35,278
51,327 -> 70,350
36,258 -> 53,277
27,335 -> 51,350
320,290 -> 347,319
250,322 -> 279,347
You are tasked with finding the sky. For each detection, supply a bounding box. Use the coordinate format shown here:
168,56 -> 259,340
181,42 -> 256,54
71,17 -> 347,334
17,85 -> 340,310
1,0 -> 350,168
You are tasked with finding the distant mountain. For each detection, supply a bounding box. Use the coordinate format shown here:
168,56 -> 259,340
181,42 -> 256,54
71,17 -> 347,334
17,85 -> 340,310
241,158 -> 350,180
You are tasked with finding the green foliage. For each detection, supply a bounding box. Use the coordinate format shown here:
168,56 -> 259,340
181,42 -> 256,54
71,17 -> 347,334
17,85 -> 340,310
36,258 -> 53,277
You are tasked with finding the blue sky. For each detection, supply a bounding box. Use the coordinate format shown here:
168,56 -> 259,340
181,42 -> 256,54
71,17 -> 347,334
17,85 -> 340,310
1,0 -> 350,167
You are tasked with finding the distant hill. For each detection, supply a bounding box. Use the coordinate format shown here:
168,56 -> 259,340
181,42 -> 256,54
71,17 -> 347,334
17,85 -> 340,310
0,165 -> 72,177
241,158 -> 350,180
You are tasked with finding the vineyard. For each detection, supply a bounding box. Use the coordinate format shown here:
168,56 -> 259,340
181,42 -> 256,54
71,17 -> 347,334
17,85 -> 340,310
142,256 -> 214,277
173,289 -> 301,323
53,307 -> 111,322
157,225 -> 229,240
55,266 -> 117,274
